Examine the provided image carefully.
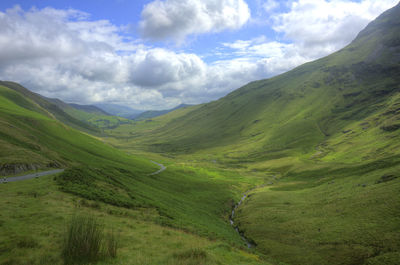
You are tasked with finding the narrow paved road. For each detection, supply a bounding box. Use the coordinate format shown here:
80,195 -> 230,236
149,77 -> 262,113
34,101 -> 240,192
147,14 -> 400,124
1,169 -> 65,183
149,161 -> 166,175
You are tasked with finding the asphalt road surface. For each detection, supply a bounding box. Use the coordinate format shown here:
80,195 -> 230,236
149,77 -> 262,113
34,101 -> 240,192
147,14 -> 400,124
1,169 -> 65,183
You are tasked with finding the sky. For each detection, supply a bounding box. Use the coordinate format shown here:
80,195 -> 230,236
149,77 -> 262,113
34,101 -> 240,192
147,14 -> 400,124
0,0 -> 398,110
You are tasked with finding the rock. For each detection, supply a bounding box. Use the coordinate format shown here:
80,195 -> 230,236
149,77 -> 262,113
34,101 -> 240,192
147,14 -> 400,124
376,174 -> 398,184
0,163 -> 40,176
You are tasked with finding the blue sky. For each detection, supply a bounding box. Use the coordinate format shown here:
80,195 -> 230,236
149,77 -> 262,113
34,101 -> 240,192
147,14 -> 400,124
0,0 -> 397,109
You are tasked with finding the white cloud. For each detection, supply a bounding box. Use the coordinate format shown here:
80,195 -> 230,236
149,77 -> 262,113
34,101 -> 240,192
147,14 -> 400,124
0,1 -> 398,110
214,0 -> 399,89
129,48 -> 206,87
0,6 -> 207,109
272,0 -> 398,57
139,0 -> 251,42
262,0 -> 280,13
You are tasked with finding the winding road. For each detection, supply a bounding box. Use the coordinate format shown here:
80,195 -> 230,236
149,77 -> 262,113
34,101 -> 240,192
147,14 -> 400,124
1,169 -> 65,183
1,160 -> 166,184
149,161 -> 166,175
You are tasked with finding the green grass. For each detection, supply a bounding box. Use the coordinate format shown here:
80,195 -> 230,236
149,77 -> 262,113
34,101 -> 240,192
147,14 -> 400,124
235,161 -> 400,265
0,174 -> 267,265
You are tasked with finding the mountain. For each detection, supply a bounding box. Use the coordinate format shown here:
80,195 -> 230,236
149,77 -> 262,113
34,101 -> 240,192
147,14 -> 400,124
103,4 -> 400,265
132,3 -> 400,164
132,104 -> 193,120
95,103 -> 143,118
0,81 -> 101,134
44,97 -> 132,129
68,103 -> 110,115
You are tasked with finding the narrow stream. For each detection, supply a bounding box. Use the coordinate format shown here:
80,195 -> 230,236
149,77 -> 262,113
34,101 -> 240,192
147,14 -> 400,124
229,192 -> 254,248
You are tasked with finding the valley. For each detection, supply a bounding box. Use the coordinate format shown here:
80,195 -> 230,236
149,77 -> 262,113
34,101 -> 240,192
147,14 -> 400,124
1,2 -> 400,265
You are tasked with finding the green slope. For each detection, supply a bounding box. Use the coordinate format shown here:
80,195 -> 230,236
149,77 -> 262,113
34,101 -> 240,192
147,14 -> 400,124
0,84 -> 266,264
0,81 -> 102,134
125,3 -> 400,164
101,4 -> 400,265
133,104 -> 193,120
44,96 -> 134,130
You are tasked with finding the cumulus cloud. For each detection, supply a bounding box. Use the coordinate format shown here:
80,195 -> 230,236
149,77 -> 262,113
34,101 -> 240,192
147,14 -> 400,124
217,0 -> 398,83
139,0 -> 250,42
0,6 -> 207,109
129,49 -> 206,87
272,0 -> 399,58
0,1 -> 398,110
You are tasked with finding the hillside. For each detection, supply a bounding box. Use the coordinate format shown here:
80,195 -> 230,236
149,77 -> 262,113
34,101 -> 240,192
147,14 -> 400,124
43,96 -> 134,130
0,83 -> 264,264
101,4 -> 400,265
68,103 -> 110,116
0,81 -> 101,134
125,3 -> 400,165
132,104 -> 193,120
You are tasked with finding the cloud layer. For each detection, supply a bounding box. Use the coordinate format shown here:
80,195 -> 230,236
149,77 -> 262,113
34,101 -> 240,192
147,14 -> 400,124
0,0 -> 398,110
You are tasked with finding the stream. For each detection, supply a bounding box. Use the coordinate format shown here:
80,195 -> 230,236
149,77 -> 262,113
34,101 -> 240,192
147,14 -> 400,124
229,192 -> 254,248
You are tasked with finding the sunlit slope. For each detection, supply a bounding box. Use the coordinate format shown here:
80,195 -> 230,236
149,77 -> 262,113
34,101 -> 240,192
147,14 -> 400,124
0,84 -> 155,173
45,97 -> 134,129
0,84 -> 260,248
0,85 -> 266,264
0,81 -> 102,134
139,3 -> 400,161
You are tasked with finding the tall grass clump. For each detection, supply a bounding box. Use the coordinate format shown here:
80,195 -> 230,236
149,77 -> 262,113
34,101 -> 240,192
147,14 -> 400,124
62,215 -> 118,264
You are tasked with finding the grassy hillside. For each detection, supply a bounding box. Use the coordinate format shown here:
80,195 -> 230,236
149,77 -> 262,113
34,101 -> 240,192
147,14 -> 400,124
100,4 -> 400,265
133,104 -> 193,120
0,81 -> 101,134
117,3 -> 400,164
44,96 -> 135,130
0,84 -> 267,264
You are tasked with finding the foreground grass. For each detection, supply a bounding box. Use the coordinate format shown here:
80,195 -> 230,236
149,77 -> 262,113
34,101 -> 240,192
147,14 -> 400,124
0,174 -> 266,265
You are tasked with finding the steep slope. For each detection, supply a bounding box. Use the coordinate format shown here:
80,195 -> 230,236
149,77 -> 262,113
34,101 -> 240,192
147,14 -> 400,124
0,83 -> 264,258
0,81 -> 101,134
46,97 -> 133,129
0,83 -> 155,174
100,6 -> 400,264
68,103 -> 110,115
133,3 -> 400,164
0,84 -> 266,264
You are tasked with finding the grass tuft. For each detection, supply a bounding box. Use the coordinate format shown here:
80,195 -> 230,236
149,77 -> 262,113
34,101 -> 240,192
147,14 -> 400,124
62,214 -> 118,264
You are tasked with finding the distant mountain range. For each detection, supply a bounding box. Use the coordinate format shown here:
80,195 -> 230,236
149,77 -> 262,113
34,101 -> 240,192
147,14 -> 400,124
94,103 -> 143,118
131,104 -> 193,120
